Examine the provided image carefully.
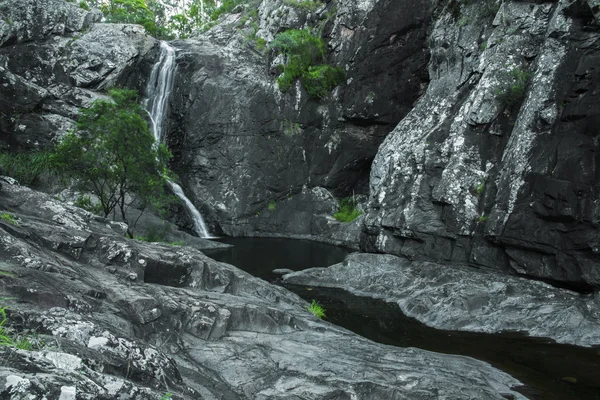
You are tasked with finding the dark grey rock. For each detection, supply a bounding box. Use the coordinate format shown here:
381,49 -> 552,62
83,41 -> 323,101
363,0 -> 600,289
0,180 -> 527,399
284,253 -> 600,347
0,1 -> 156,151
272,268 -> 294,275
166,0 -> 430,239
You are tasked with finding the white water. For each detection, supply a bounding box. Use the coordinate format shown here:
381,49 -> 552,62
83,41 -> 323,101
145,42 -> 212,238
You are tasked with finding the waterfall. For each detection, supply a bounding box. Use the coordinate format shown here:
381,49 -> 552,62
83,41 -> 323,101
145,41 -> 212,238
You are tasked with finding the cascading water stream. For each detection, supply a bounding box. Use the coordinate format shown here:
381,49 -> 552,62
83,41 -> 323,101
145,41 -> 212,238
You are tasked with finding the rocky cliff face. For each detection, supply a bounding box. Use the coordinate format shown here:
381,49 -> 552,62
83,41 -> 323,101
1,0 -> 598,290
167,0 -> 431,240
0,0 -> 156,151
363,0 -> 600,290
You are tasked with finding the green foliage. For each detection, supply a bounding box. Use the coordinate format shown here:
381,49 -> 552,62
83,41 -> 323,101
79,1 -> 90,10
0,213 -> 19,226
73,195 -> 103,215
271,28 -> 325,90
210,0 -> 247,20
333,197 -> 362,223
271,28 -> 344,98
301,65 -> 345,98
100,0 -> 172,38
307,300 -> 325,319
282,0 -> 322,12
254,36 -> 267,51
161,393 -> 172,400
477,214 -> 488,222
268,200 -> 276,211
0,308 -> 12,347
52,88 -> 173,237
496,68 -> 532,111
0,150 -> 55,185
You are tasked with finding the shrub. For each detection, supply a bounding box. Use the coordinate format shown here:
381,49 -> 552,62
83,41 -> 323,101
301,65 -> 345,98
268,200 -> 276,211
271,28 -> 345,98
333,197 -> 362,223
73,195 -> 103,215
496,68 -> 532,111
307,300 -> 325,319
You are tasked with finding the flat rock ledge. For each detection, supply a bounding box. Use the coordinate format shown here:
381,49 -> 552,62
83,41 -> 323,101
284,253 -> 600,347
0,180 -> 528,399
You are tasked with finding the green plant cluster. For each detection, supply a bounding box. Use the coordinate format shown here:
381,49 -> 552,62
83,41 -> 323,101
0,213 -> 19,226
267,200 -> 276,211
0,150 -> 54,185
0,307 -> 32,350
74,195 -> 103,215
270,29 -> 345,98
333,197 -> 362,223
307,300 -> 326,319
496,68 -> 532,111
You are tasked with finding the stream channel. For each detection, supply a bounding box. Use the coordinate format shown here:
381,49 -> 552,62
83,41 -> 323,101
204,237 -> 600,400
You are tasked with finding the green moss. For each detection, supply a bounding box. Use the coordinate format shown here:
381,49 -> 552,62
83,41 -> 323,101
333,197 -> 362,223
268,200 -> 276,211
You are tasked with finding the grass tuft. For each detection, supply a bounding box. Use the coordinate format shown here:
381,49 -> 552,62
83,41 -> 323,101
307,300 -> 326,319
0,213 -> 19,226
333,198 -> 362,223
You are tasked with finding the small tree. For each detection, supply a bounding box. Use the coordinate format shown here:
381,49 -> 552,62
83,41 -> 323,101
52,88 -> 173,237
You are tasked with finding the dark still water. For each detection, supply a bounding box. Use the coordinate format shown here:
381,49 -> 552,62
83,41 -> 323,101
203,237 -> 351,281
204,238 -> 600,400
286,285 -> 600,400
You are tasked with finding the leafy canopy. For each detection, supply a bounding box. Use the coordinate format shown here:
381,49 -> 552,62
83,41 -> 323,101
52,88 -> 173,236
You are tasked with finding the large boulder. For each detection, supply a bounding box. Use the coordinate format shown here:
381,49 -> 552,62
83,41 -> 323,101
363,0 -> 600,289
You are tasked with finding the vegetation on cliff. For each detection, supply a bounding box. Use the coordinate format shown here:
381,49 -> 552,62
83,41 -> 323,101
271,28 -> 345,98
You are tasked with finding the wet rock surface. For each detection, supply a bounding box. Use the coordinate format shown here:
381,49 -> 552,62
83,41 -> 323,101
364,0 -> 600,289
284,253 -> 600,347
0,181 -> 528,398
